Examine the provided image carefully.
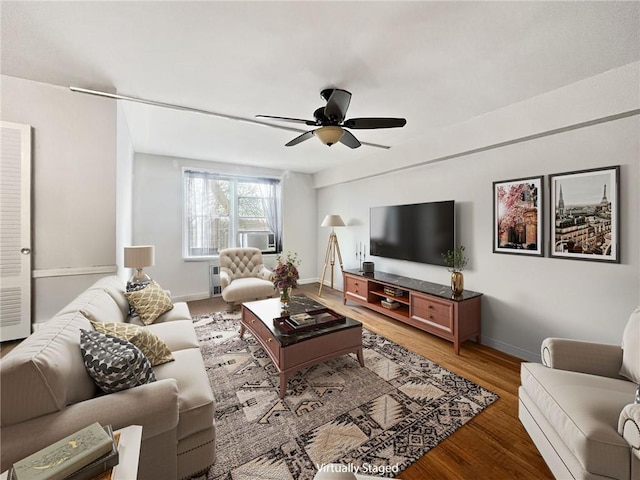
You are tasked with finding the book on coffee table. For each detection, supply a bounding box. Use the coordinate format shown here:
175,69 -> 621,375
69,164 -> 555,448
274,308 -> 346,333
289,313 -> 315,326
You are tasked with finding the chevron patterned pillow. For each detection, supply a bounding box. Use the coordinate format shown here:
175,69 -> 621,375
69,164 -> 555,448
89,320 -> 174,366
124,281 -> 174,325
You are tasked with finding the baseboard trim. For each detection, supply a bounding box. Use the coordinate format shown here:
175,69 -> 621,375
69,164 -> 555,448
482,336 -> 540,362
173,292 -> 214,303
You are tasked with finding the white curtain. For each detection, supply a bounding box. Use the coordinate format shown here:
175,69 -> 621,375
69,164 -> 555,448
260,180 -> 282,251
185,172 -> 216,256
185,170 -> 282,256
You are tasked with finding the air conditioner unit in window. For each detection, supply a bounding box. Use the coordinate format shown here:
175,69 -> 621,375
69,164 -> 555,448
239,231 -> 276,252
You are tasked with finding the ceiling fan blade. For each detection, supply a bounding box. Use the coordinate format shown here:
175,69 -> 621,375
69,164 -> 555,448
285,130 -> 314,147
342,117 -> 407,129
256,115 -> 316,126
324,89 -> 352,122
339,129 -> 362,149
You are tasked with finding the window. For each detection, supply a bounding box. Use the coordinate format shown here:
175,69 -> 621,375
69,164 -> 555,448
184,170 -> 282,257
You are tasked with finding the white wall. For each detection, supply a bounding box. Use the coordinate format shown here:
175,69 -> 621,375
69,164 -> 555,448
281,171 -> 318,281
3,63 -> 636,361
1,75 -> 118,323
116,101 -> 134,282
132,153 -> 316,301
315,64 -> 640,361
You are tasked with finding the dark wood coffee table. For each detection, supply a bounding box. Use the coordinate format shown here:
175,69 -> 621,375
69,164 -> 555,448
240,295 -> 364,398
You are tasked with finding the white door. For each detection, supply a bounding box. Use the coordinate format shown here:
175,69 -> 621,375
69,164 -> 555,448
0,121 -> 32,341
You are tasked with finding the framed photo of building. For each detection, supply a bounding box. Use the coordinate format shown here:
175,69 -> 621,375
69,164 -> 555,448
493,176 -> 543,256
549,166 -> 620,263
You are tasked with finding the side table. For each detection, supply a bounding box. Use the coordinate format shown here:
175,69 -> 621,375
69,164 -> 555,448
111,425 -> 143,479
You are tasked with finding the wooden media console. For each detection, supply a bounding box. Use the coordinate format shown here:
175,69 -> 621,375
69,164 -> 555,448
343,269 -> 482,355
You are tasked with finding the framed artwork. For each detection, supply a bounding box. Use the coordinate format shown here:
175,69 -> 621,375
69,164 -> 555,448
493,176 -> 543,256
549,165 -> 620,263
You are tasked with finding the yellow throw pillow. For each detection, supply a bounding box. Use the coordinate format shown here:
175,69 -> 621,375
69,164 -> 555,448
90,320 -> 174,366
124,281 -> 174,325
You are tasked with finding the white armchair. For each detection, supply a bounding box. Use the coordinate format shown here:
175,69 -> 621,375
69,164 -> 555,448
219,247 -> 276,309
519,307 -> 640,479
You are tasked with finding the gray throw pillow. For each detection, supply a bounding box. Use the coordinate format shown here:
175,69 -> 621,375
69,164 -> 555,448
80,329 -> 156,393
636,384 -> 640,404
126,281 -> 148,318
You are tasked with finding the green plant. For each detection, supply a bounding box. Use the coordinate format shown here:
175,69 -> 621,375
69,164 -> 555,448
441,245 -> 468,273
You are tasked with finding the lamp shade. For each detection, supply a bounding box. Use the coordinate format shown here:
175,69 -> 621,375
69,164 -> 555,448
321,215 -> 345,227
314,126 -> 344,146
124,245 -> 155,268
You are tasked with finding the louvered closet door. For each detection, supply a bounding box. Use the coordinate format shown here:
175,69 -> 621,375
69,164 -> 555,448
0,122 -> 31,341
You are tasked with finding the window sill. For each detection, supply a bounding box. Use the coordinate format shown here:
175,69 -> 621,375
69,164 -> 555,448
184,252 -> 281,262
183,255 -> 220,262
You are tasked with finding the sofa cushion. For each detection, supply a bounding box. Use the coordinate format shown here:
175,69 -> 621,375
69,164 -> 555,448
125,281 -> 174,325
0,312 -> 96,427
154,348 -> 215,441
146,320 -> 200,352
129,301 -> 191,326
620,307 -> 640,383
80,329 -> 156,393
89,276 -> 130,318
521,362 -> 634,479
90,320 -> 174,366
57,287 -> 124,324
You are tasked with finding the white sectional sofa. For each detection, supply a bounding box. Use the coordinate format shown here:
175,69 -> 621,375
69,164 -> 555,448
0,276 -> 216,480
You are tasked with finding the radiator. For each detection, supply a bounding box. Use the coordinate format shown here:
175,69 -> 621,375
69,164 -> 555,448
209,263 -> 222,297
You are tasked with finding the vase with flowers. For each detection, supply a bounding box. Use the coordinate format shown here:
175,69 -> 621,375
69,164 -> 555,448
272,252 -> 300,308
441,245 -> 469,296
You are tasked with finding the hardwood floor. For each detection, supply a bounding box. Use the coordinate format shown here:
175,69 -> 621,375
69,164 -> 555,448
189,283 -> 553,480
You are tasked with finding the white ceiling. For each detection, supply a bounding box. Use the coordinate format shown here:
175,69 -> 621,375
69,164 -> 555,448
2,1 -> 639,174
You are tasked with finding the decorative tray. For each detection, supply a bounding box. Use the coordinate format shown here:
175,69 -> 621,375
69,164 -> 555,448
273,308 -> 346,333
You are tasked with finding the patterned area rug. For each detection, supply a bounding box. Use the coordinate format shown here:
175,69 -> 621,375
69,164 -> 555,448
191,310 -> 498,479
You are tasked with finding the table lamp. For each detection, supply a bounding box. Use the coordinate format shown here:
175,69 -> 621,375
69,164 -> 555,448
124,245 -> 155,287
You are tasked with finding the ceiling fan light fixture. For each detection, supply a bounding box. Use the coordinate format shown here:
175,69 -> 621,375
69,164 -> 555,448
314,126 -> 344,146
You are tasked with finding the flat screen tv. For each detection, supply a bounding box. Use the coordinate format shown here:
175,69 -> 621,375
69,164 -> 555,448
370,200 -> 455,266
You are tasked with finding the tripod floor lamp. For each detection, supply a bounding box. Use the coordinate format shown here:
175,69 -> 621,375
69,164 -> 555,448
319,214 -> 345,296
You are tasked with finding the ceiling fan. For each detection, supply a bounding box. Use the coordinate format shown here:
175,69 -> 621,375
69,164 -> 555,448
257,88 -> 407,149
69,86 -> 404,150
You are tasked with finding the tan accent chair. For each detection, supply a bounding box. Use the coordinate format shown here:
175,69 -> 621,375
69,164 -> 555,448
519,307 -> 640,479
219,247 -> 276,309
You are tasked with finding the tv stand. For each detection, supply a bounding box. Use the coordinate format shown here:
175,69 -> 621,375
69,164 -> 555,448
343,269 -> 482,355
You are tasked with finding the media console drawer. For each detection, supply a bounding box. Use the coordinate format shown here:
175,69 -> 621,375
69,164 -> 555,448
345,275 -> 369,302
343,270 -> 482,355
411,293 -> 453,333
